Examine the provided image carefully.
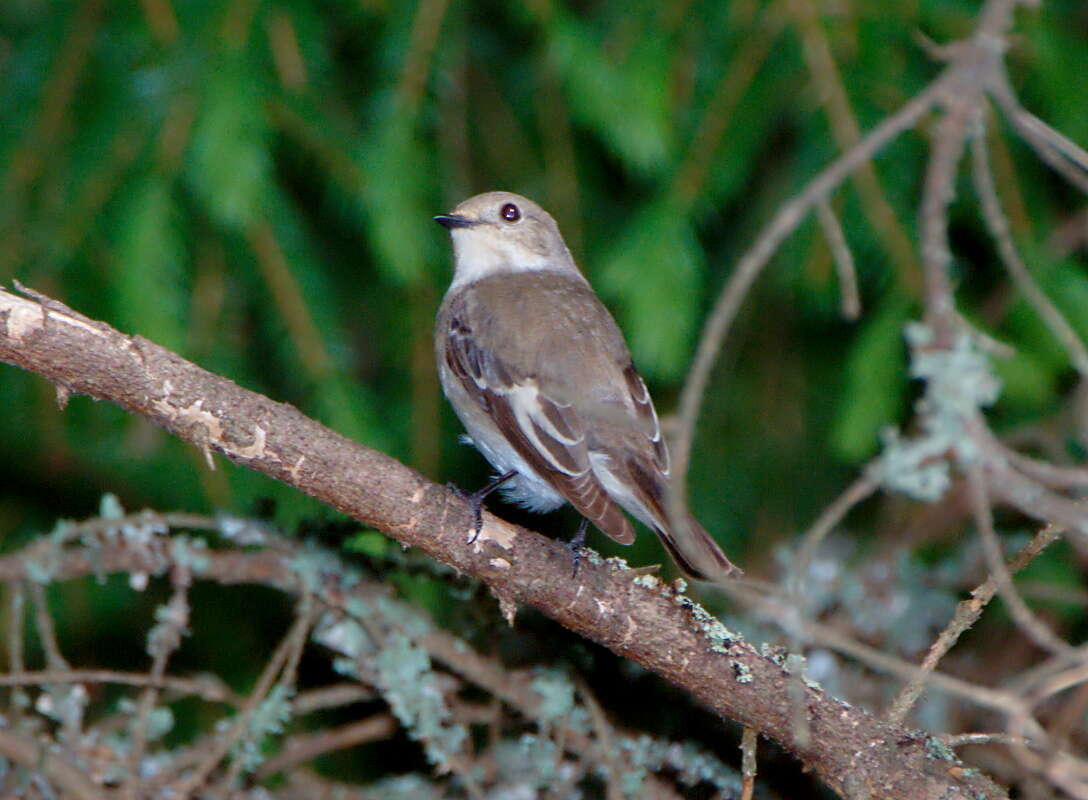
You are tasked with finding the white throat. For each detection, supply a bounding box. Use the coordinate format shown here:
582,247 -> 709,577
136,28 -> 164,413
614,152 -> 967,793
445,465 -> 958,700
448,229 -> 573,289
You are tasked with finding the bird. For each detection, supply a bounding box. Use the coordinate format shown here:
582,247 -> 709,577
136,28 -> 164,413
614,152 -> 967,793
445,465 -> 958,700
433,190 -> 739,582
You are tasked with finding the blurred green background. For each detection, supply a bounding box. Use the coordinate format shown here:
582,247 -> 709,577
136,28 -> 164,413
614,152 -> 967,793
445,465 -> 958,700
1,0 -> 1087,783
3,0 -> 1088,570
3,0 -> 1087,564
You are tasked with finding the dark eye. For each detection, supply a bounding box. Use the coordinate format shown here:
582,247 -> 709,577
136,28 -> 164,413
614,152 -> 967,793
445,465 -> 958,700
500,203 -> 521,222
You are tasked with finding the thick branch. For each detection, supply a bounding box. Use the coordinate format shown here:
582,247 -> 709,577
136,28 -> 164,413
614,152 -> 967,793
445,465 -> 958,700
0,287 -> 1004,799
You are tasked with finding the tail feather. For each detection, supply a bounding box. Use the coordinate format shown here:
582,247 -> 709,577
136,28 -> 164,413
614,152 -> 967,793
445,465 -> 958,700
622,456 -> 740,581
653,514 -> 741,582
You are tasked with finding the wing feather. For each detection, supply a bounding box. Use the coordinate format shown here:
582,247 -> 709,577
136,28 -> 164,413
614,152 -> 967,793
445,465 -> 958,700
446,312 -> 635,545
622,364 -> 668,473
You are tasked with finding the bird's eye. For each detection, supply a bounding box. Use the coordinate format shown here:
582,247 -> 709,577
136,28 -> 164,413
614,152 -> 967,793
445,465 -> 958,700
500,203 -> 521,222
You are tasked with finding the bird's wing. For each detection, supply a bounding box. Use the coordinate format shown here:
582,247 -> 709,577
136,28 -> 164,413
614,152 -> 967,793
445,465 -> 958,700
620,363 -> 669,474
445,312 -> 636,545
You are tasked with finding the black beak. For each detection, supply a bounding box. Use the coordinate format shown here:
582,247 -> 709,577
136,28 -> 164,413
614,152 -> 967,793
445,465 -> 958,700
433,213 -> 474,229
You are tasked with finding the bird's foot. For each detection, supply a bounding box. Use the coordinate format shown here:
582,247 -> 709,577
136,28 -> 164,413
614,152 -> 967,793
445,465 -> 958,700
565,517 -> 589,578
448,470 -> 517,543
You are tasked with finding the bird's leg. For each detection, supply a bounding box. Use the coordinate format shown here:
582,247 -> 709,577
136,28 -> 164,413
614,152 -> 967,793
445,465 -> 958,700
448,470 -> 517,542
565,517 -> 590,578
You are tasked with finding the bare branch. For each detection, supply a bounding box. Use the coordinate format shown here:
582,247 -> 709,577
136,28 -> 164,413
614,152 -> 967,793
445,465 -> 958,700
670,73 -> 951,500
817,200 -> 861,320
967,464 -> 1075,657
990,77 -> 1088,196
0,728 -> 108,800
970,118 -> 1088,375
0,286 -> 1006,799
885,524 -> 1063,726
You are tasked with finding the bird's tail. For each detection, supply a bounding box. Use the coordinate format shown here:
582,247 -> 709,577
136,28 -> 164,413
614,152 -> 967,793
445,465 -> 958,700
653,513 -> 741,583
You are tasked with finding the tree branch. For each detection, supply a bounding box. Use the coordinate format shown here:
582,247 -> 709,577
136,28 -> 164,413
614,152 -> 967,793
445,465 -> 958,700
0,286 -> 1004,799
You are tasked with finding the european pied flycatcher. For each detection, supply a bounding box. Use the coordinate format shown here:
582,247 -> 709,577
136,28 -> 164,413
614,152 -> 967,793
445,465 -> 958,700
434,191 -> 738,581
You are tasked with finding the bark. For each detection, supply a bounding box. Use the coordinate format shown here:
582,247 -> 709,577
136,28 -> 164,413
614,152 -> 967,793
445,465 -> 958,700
0,287 -> 1005,799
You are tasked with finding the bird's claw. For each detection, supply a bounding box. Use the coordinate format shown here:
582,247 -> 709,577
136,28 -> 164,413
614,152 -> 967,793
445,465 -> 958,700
448,471 -> 516,543
565,518 -> 589,578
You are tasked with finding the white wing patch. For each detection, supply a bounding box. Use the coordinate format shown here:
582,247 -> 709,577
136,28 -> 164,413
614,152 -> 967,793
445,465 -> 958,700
623,365 -> 668,475
505,384 -> 586,476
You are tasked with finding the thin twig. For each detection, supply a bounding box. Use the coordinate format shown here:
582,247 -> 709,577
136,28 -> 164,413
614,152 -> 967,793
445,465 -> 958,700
5,583 -> 26,718
578,679 -> 622,800
292,683 -> 376,714
671,71 -> 953,505
253,713 -> 398,780
394,0 -> 453,111
0,669 -> 236,703
990,77 -> 1088,196
266,11 -> 308,90
967,463 -> 1075,657
724,577 -> 1038,724
247,220 -> 335,376
817,200 -> 861,319
175,605 -> 314,794
124,577 -> 192,800
216,596 -> 316,792
918,90 -> 973,342
740,726 -> 758,800
941,732 -> 1032,748
789,0 -> 919,291
0,729 -> 107,800
885,523 -> 1063,726
970,118 -> 1088,375
790,472 -> 879,596
669,0 -> 787,209
997,442 -> 1088,490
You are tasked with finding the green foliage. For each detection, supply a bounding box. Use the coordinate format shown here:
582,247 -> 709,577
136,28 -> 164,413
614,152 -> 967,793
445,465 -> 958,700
1,0 -> 1087,788
186,57 -> 274,231
112,175 -> 190,352
597,198 -> 702,380
831,295 -> 913,460
544,13 -> 674,175
357,110 -> 438,285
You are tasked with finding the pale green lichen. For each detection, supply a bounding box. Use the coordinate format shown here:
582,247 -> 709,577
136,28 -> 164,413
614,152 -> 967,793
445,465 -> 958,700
615,734 -> 742,798
25,555 -> 58,584
374,596 -> 433,640
375,633 -> 467,768
585,551 -> 608,567
314,612 -> 370,659
234,684 -> 294,771
528,669 -> 590,734
924,735 -> 958,762
26,520 -> 72,582
100,493 -> 125,520
730,660 -> 753,684
118,698 -> 175,741
512,734 -> 564,785
632,573 -> 662,589
361,774 -> 445,799
875,323 -> 1001,502
759,642 -> 789,667
146,594 -> 189,659
215,513 -> 270,545
35,684 -> 88,732
531,670 -> 577,722
332,656 -> 361,679
169,536 -> 209,574
675,591 -> 739,653
50,518 -> 74,544
288,541 -> 361,595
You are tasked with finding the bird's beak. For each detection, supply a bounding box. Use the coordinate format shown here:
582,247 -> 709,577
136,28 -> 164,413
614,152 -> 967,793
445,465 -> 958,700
433,213 -> 475,230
